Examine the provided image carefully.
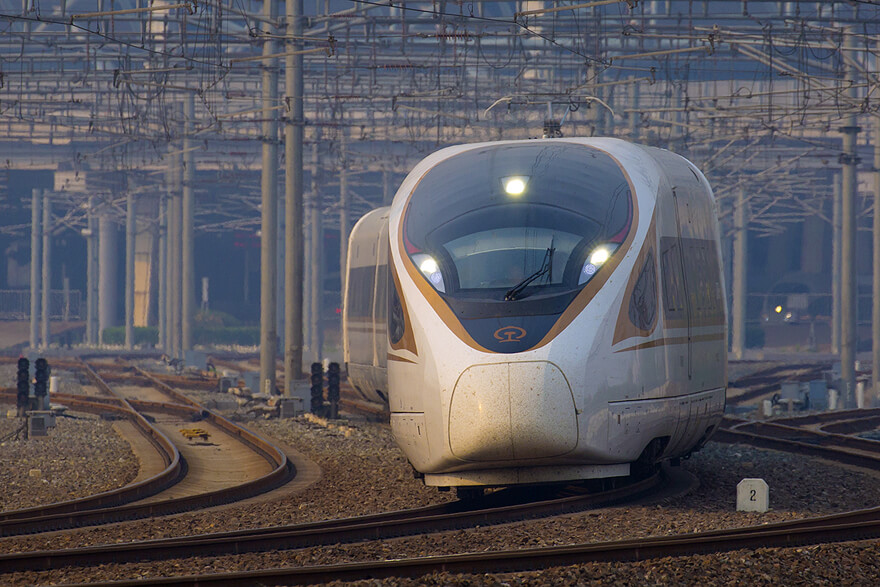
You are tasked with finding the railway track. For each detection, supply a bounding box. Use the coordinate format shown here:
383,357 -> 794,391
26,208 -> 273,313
3,359 -> 879,585
726,362 -> 831,406
0,359 -> 293,536
0,468 -> 669,573
36,415 -> 880,587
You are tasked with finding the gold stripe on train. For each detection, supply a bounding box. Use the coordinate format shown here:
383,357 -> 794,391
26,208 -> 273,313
613,331 -> 725,353
396,144 -> 640,354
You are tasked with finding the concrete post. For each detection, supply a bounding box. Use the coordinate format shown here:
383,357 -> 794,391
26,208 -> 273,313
182,92 -> 195,353
841,126 -> 859,407
382,169 -> 392,206
165,178 -> 177,355
284,0 -> 305,393
158,196 -> 167,351
310,138 -> 323,361
339,129 -> 349,296
260,0 -> 279,395
840,31 -> 859,408
172,137 -> 184,358
873,116 -> 880,402
98,214 -> 119,344
86,196 -> 99,345
629,80 -> 640,141
732,188 -> 748,360
41,192 -> 51,349
29,188 -> 41,349
832,173 -> 841,355
62,276 -> 70,323
125,192 -> 135,349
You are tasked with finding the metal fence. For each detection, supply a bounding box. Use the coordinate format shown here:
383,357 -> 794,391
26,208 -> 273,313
0,290 -> 83,320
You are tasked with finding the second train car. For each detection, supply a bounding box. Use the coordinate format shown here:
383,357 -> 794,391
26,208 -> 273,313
343,137 -> 727,491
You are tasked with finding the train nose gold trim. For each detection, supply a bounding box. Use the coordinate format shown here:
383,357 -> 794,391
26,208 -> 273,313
448,361 -> 578,461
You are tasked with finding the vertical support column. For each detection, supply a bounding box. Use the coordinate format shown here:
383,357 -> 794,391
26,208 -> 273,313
41,192 -> 51,349
164,152 -> 175,355
90,209 -> 99,344
310,138 -> 323,362
62,276 -> 70,323
125,192 -> 135,349
832,173 -> 841,355
174,137 -> 185,358
840,30 -> 860,408
165,169 -> 177,355
158,196 -> 167,352
260,0 -> 280,395
167,138 -> 184,359
284,0 -> 305,393
182,92 -> 195,354
303,205 -> 312,360
841,129 -> 860,408
874,115 -> 880,402
629,80 -> 640,141
339,129 -> 349,296
86,196 -> 99,345
29,188 -> 41,349
732,188 -> 748,360
98,214 -> 118,344
383,169 -> 392,206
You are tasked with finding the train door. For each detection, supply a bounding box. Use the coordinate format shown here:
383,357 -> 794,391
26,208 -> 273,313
372,218 -> 390,374
671,188 -> 692,380
669,165 -> 726,394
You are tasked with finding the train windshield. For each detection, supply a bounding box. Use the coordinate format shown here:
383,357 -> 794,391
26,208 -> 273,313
404,142 -> 632,310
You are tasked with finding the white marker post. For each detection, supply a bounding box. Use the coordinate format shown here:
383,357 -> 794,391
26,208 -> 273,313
737,478 -> 769,512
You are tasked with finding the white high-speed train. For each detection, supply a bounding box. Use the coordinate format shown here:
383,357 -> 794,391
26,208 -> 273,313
343,138 -> 727,493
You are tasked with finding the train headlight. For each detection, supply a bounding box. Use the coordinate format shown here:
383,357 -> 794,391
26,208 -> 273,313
578,244 -> 619,285
502,176 -> 529,197
412,253 -> 446,292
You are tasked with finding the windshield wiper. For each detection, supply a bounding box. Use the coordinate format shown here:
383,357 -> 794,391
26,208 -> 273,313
505,240 -> 555,301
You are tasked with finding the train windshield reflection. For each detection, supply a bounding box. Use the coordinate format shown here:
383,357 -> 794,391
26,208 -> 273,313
404,143 -> 632,301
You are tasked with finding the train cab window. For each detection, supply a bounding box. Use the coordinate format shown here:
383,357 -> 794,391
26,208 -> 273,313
402,142 -> 632,316
444,226 -> 583,290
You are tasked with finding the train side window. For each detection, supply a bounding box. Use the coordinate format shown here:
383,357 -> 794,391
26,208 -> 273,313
375,264 -> 388,321
348,266 -> 375,319
628,250 -> 657,331
681,239 -> 723,325
660,237 -> 686,321
388,274 -> 405,344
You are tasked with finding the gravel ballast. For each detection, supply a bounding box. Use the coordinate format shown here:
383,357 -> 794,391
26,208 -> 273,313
0,403 -> 139,513
2,403 -> 880,585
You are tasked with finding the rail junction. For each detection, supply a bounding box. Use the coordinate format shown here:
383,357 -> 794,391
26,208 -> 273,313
0,359 -> 880,585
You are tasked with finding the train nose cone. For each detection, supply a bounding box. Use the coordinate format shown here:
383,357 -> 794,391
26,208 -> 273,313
448,361 -> 578,461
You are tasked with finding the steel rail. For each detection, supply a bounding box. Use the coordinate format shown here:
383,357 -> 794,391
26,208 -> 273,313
771,407 -> 880,428
0,372 -> 184,531
131,366 -> 293,471
4,362 -> 871,581
0,361 -> 293,536
0,470 -> 666,573
51,424 -> 880,587
726,363 -> 829,406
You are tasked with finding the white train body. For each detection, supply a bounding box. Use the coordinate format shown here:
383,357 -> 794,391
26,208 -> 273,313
344,138 -> 727,488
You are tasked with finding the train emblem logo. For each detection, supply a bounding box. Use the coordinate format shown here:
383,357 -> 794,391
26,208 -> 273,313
494,326 -> 527,343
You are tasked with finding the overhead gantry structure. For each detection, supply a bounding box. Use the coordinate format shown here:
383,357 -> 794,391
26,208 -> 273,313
2,0 -> 880,401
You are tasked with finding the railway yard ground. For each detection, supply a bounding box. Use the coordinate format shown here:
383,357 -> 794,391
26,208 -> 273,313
2,359 -> 880,584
